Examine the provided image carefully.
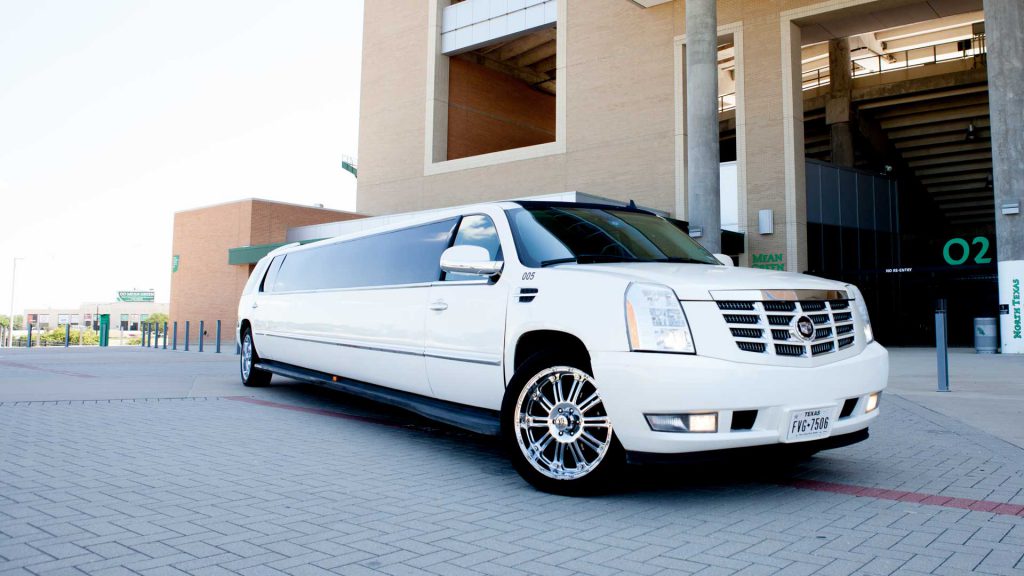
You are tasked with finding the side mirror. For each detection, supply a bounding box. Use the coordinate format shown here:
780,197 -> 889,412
713,254 -> 734,267
440,245 -> 503,277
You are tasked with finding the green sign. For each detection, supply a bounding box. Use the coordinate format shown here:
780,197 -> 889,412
751,253 -> 785,271
942,236 -> 992,266
117,290 -> 155,302
1013,278 -> 1021,341
172,255 -> 180,273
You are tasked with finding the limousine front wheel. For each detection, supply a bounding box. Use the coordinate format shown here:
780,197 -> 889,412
503,359 -> 623,495
240,329 -> 271,387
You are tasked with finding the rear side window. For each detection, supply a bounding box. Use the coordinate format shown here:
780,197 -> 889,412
242,259 -> 270,295
273,218 -> 457,291
261,256 -> 285,292
444,214 -> 503,282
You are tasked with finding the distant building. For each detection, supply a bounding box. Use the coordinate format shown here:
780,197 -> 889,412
24,301 -> 169,333
170,199 -> 364,343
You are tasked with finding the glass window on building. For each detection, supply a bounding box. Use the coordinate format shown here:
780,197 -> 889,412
120,314 -> 129,331
38,314 -> 50,329
130,314 -> 139,331
71,314 -> 80,325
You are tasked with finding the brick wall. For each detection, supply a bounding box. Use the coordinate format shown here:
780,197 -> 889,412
446,57 -> 556,160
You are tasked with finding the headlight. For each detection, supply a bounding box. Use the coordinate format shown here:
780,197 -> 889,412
846,284 -> 874,343
625,283 -> 696,353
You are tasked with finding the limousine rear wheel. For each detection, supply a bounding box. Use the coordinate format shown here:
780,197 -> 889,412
502,356 -> 623,495
240,328 -> 271,387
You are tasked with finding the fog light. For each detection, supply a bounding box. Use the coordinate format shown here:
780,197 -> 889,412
645,413 -> 718,433
866,392 -> 880,413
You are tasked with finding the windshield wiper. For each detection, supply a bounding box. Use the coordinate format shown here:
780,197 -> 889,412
539,254 -> 645,267
539,257 -> 578,267
657,257 -> 715,265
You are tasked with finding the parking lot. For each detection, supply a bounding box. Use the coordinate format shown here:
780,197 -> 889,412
1,347 -> 1023,576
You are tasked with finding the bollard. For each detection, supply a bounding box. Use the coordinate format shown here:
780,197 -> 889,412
163,322 -> 168,350
65,324 -> 70,348
153,323 -> 158,348
141,324 -> 146,347
215,320 -> 222,353
185,321 -> 190,351
936,298 -> 949,392
199,320 -> 204,353
27,324 -> 32,349
172,321 -> 178,350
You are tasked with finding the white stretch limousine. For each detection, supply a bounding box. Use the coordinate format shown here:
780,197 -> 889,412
238,200 -> 888,494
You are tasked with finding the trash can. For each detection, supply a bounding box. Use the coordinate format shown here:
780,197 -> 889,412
98,314 -> 111,347
974,317 -> 997,354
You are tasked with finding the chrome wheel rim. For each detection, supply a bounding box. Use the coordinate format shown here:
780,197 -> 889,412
241,335 -> 253,380
514,367 -> 612,480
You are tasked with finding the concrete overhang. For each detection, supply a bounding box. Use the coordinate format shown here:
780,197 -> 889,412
441,0 -> 556,55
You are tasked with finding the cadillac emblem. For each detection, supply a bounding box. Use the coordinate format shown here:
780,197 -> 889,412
793,316 -> 816,342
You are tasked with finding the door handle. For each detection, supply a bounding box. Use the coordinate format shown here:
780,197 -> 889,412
252,302 -> 259,309
428,300 -> 448,311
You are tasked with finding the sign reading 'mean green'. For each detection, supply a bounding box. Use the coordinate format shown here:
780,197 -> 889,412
117,290 -> 155,303
751,253 -> 785,271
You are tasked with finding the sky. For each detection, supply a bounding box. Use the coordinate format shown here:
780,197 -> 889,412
0,0 -> 363,312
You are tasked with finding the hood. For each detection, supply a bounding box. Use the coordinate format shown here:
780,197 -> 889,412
553,262 -> 848,301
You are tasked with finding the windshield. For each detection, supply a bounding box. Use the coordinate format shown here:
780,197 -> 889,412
506,205 -> 720,268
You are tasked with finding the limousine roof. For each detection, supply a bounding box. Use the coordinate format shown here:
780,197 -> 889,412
263,199 -> 659,260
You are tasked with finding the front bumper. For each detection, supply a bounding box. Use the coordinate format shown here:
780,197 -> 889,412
590,342 -> 888,454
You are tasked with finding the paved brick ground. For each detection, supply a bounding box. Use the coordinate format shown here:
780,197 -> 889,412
1,349 -> 1023,575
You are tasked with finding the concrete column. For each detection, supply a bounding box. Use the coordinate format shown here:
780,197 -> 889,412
827,38 -> 854,167
985,0 -> 1024,353
685,0 -> 721,253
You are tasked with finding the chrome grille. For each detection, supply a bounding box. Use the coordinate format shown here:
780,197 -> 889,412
717,299 -> 857,358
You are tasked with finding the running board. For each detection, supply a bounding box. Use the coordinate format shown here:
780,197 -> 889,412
253,360 -> 501,436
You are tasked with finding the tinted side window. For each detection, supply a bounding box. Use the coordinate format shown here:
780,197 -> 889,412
273,219 -> 457,291
444,214 -> 503,282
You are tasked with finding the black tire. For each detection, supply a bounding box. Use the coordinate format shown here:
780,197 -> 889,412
501,352 -> 624,496
240,327 -> 272,387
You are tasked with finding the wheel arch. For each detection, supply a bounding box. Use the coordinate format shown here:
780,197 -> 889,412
239,318 -> 252,343
510,330 -> 592,382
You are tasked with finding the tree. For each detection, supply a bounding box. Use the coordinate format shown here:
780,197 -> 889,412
144,313 -> 169,326
40,327 -> 99,346
0,315 -> 24,330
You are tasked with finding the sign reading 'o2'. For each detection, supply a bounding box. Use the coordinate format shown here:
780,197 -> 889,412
943,236 -> 993,266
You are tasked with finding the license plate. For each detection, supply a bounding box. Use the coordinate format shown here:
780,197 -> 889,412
786,408 -> 833,442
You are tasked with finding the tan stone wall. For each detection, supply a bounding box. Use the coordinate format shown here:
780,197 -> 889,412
447,58 -> 556,160
170,200 -> 363,343
358,0 -> 678,216
356,0 -> 882,271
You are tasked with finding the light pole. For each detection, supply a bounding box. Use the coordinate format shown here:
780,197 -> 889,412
8,257 -> 23,348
